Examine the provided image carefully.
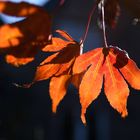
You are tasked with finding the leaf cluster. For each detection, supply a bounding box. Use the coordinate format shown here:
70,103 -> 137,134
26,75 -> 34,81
0,1 -> 140,124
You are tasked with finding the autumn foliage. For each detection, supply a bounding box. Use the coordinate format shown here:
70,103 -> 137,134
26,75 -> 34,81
73,47 -> 140,123
0,0 -> 140,124
0,1 -> 51,66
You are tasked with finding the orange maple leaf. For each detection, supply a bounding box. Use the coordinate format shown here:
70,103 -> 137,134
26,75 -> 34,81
73,46 -> 140,124
33,30 -> 80,81
26,30 -> 83,112
0,1 -> 51,66
42,30 -> 75,52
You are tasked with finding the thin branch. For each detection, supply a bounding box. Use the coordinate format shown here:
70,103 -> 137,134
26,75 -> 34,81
81,0 -> 98,45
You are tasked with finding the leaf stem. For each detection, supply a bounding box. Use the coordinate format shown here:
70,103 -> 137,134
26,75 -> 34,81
81,0 -> 98,45
101,0 -> 108,48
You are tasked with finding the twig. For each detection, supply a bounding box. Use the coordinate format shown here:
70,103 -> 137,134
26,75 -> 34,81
101,0 -> 108,48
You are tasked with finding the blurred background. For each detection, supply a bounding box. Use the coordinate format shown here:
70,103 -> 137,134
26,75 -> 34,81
0,0 -> 140,140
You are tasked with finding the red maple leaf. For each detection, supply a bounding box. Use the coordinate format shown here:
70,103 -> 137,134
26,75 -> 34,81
26,30 -> 83,112
0,1 -> 51,66
73,46 -> 140,124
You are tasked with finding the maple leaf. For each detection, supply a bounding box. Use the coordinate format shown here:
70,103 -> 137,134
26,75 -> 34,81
33,30 -> 80,82
0,1 -> 51,66
26,30 -> 83,112
73,46 -> 140,124
49,74 -> 71,113
49,72 -> 84,113
42,30 -> 75,52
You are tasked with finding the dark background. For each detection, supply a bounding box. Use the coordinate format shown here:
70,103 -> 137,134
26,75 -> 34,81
0,0 -> 140,140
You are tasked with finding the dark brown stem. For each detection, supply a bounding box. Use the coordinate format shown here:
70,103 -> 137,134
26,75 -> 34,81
101,0 -> 108,48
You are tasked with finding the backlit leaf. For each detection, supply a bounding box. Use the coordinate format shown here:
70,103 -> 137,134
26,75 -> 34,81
80,64 -> 103,124
0,1 -> 51,66
110,47 -> 140,89
73,46 -> 140,123
33,41 -> 80,83
56,30 -> 74,42
73,48 -> 102,74
26,31 -> 82,113
50,75 -> 71,113
42,30 -> 76,52
33,53 -> 60,82
42,37 -> 72,52
120,59 -> 140,89
103,52 -> 129,117
6,54 -> 34,67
